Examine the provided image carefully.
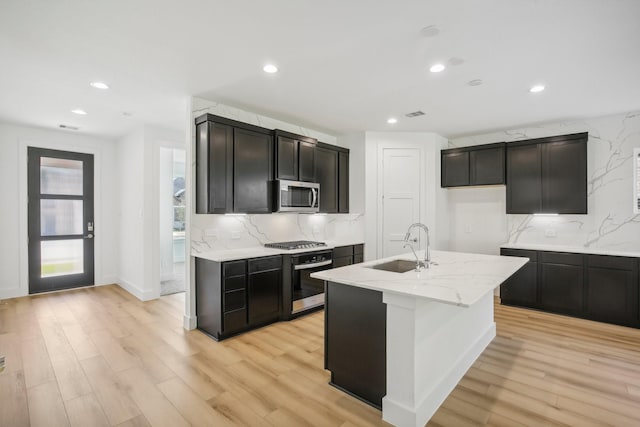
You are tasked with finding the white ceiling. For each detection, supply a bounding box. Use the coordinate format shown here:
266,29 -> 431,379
1,0 -> 639,139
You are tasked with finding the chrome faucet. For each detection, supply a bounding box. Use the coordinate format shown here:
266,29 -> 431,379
403,222 -> 431,270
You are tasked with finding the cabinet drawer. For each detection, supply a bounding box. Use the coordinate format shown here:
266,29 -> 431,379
223,309 -> 247,334
586,255 -> 636,271
333,246 -> 354,258
333,256 -> 353,268
500,248 -> 537,262
223,275 -> 246,292
354,254 -> 364,264
354,244 -> 364,255
248,256 -> 282,273
223,260 -> 246,277
224,289 -> 246,312
539,251 -> 583,266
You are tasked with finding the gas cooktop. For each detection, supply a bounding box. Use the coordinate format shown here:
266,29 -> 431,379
264,240 -> 327,250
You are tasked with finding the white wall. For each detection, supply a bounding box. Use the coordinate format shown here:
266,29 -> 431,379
0,122 -> 119,299
447,110 -> 640,254
116,125 -> 184,300
159,148 -> 174,280
363,132 -> 449,260
116,128 -> 145,297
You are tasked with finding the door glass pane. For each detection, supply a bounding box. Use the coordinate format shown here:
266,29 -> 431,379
41,239 -> 84,277
41,200 -> 83,236
40,157 -> 83,195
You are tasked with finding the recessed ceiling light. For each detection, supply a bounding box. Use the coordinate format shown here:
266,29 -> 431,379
263,64 -> 278,74
468,79 -> 483,86
90,81 -> 109,90
420,25 -> 440,37
530,85 -> 545,93
71,109 -> 87,115
387,118 -> 398,124
429,64 -> 446,73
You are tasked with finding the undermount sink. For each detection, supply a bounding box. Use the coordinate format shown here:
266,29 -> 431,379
368,259 -> 417,273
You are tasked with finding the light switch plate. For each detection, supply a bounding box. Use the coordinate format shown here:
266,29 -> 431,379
231,231 -> 242,240
545,229 -> 557,237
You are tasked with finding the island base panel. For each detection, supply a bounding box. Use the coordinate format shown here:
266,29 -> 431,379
382,291 -> 496,427
325,281 -> 386,408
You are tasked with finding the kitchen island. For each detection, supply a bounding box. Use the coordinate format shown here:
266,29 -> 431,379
311,250 -> 528,427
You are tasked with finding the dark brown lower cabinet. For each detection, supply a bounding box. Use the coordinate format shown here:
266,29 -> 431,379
585,255 -> 638,327
196,255 -> 282,340
325,281 -> 386,409
500,248 -> 639,328
332,244 -> 365,268
539,262 -> 584,316
248,257 -> 282,325
500,249 -> 537,307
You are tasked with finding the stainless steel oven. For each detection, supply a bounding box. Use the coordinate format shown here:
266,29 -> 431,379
275,179 -> 319,213
290,250 -> 332,314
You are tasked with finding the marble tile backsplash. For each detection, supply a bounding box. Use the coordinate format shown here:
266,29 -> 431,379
449,111 -> 640,253
191,213 -> 365,253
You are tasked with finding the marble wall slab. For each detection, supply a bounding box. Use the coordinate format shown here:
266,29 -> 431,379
189,97 -> 364,254
449,111 -> 640,253
191,212 -> 365,254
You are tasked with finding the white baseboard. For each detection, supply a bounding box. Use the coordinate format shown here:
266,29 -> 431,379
116,278 -> 157,301
0,287 -> 26,300
183,315 -> 197,330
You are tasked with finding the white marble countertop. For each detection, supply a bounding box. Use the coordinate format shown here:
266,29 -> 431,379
501,243 -> 640,258
311,250 -> 528,307
192,240 -> 364,262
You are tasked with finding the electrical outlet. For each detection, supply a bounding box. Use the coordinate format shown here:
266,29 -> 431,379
205,228 -> 217,237
464,224 -> 472,234
231,231 -> 242,240
545,229 -> 557,238
312,225 -> 321,234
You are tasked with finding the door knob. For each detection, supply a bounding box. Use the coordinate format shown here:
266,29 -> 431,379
84,234 -> 94,239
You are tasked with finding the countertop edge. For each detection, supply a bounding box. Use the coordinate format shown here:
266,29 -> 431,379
501,243 -> 640,258
192,240 -> 365,262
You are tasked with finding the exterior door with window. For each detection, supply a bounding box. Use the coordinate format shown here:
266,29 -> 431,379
28,147 -> 94,293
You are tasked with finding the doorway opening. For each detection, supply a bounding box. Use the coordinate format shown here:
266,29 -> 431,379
27,147 -> 95,293
160,148 -> 186,296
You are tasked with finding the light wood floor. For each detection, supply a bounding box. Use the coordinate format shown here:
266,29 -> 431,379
1,285 -> 639,426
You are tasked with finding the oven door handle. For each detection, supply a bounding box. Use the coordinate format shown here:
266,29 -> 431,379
294,259 -> 333,270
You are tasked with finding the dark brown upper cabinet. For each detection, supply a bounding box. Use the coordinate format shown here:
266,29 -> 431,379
506,132 -> 587,214
195,114 -> 274,214
441,143 -> 505,187
274,130 -> 317,182
338,151 -> 349,213
315,142 -> 349,213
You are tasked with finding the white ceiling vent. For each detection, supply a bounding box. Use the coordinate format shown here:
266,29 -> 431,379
405,111 -> 426,118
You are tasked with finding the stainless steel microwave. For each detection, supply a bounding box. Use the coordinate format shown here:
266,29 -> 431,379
275,180 -> 320,213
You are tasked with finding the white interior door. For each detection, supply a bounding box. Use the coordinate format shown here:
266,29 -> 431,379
380,148 -> 421,257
